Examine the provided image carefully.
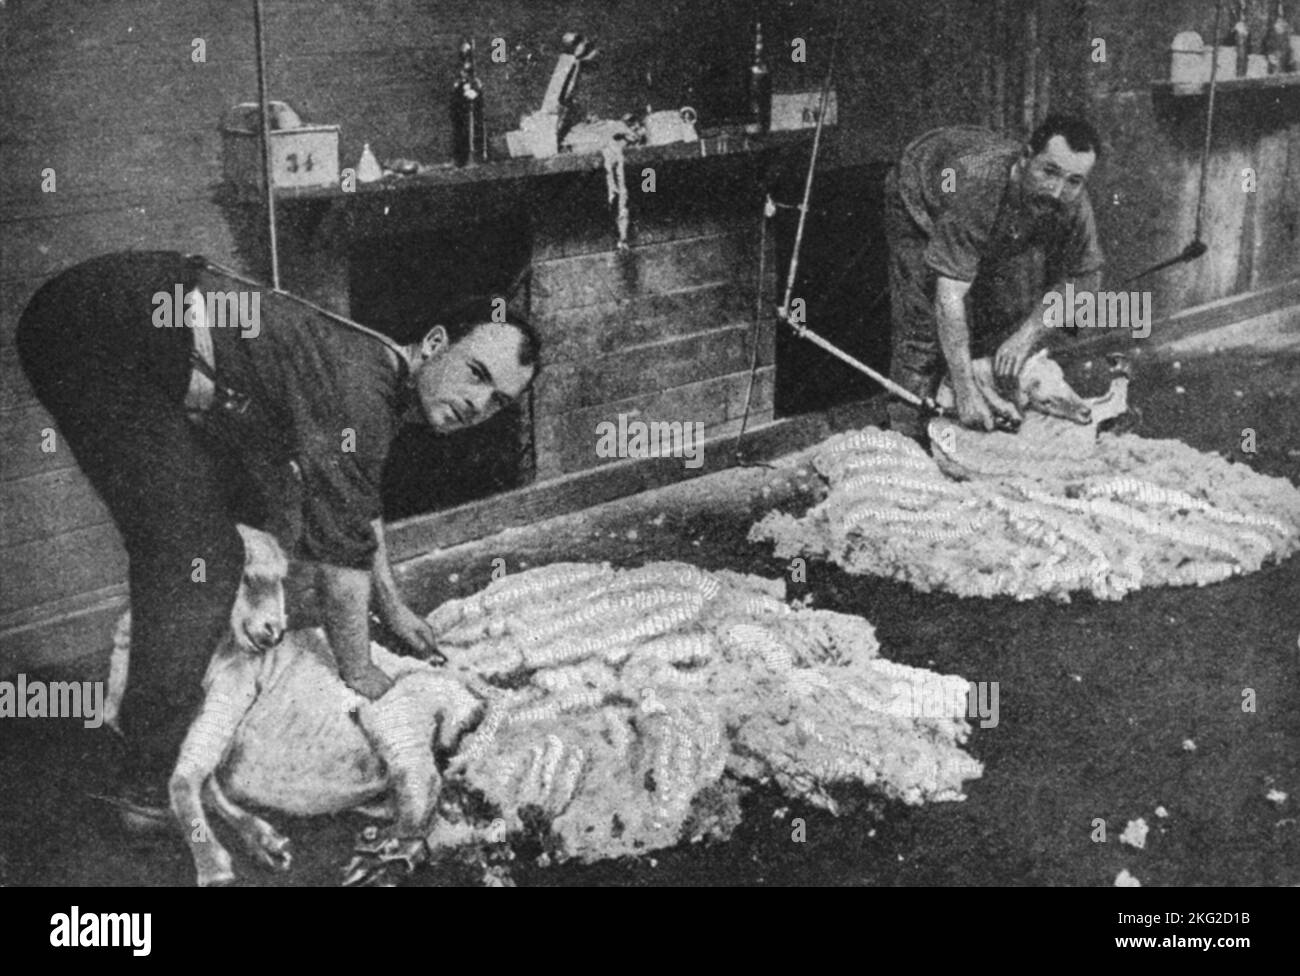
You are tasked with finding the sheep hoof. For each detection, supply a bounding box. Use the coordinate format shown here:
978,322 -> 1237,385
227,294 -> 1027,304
249,827 -> 293,873
194,851 -> 237,887
197,872 -> 239,888
341,830 -> 427,887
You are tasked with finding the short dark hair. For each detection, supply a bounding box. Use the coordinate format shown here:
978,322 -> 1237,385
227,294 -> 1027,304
1028,114 -> 1102,160
438,296 -> 541,370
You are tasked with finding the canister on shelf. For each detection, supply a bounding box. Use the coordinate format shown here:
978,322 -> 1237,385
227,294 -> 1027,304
1169,31 -> 1207,85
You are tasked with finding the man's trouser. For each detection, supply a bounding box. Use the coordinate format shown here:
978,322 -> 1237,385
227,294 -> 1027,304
16,254 -> 244,780
883,170 -> 944,441
883,172 -> 1037,441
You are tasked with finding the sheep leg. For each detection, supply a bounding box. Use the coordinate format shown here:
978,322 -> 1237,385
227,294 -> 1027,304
170,646 -> 260,887
104,610 -> 131,735
203,777 -> 292,874
353,674 -> 444,835
342,673 -> 468,885
1088,377 -> 1129,426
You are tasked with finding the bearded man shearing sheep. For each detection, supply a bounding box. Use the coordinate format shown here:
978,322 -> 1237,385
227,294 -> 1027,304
883,114 -> 1105,440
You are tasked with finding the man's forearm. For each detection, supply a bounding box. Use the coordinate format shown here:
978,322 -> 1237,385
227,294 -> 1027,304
369,518 -> 402,621
319,562 -> 374,680
935,278 -> 976,386
366,519 -> 439,657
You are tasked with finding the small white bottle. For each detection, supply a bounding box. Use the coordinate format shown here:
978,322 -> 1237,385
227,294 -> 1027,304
356,142 -> 383,183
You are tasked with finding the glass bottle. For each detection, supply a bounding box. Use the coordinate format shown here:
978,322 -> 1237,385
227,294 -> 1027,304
745,20 -> 772,135
1265,1 -> 1294,72
1228,1 -> 1251,77
451,38 -> 486,166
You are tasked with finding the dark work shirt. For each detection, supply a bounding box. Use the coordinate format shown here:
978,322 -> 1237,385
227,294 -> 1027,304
894,126 -> 1104,284
22,250 -> 410,571
195,262 -> 409,570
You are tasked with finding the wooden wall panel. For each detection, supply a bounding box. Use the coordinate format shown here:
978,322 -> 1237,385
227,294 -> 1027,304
0,280 -> 43,348
531,231 -> 757,310
0,203 -> 235,289
534,319 -> 776,413
534,367 -> 775,478
0,524 -> 126,618
0,469 -> 111,549
0,591 -> 127,678
535,282 -> 755,366
529,158 -> 767,261
1251,126 -> 1300,289
0,404 -> 79,482
0,349 -> 33,412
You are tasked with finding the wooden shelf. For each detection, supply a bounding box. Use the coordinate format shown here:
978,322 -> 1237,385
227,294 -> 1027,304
267,127 -> 823,203
1153,72 -> 1300,96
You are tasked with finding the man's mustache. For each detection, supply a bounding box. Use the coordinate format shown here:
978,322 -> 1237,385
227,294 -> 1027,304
1031,194 -> 1065,215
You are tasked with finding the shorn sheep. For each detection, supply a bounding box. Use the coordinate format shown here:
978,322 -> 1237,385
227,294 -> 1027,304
108,545 -> 983,885
105,525 -> 480,887
752,353 -> 1300,601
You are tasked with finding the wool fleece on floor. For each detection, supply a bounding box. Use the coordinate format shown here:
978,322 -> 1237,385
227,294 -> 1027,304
751,423 -> 1300,602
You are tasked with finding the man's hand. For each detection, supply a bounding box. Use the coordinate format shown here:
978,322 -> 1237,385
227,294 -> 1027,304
953,380 -> 998,431
993,326 -> 1036,388
971,365 -> 1023,428
953,372 -> 1022,431
384,602 -> 443,661
320,562 -> 392,700
339,660 -> 393,701
369,517 -> 443,662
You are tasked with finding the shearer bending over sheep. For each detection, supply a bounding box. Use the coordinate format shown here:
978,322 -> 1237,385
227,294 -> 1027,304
17,252 -> 538,820
883,114 -> 1105,441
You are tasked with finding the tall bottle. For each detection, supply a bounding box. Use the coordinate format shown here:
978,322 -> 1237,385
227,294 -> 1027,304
1227,1 -> 1251,77
1264,1 -> 1294,72
745,20 -> 772,135
451,38 -> 486,166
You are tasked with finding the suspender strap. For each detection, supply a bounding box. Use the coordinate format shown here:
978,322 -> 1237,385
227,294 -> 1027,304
181,254 -> 409,418
190,255 -> 409,359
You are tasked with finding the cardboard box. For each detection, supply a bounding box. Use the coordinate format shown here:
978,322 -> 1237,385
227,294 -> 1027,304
221,105 -> 340,190
771,90 -> 838,131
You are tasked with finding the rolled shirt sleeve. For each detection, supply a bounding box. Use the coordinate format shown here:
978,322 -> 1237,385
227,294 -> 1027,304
920,160 -> 1005,283
925,209 -> 987,282
283,338 -> 400,570
294,423 -> 387,570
